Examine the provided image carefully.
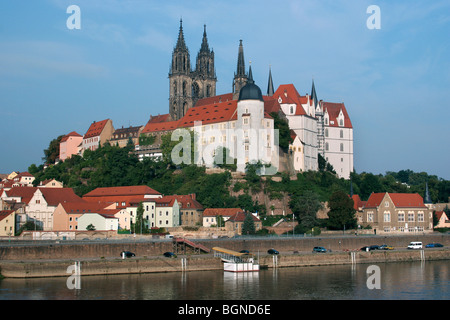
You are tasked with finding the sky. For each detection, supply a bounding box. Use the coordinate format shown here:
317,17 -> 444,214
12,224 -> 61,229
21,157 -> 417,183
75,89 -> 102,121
1,0 -> 449,180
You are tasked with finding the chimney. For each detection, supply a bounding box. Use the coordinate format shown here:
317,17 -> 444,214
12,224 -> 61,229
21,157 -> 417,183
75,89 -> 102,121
190,193 -> 196,200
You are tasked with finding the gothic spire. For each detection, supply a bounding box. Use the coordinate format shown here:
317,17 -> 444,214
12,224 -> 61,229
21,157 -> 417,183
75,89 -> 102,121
311,79 -> 318,106
175,18 -> 187,50
236,39 -> 246,77
267,66 -> 274,96
199,24 -> 210,53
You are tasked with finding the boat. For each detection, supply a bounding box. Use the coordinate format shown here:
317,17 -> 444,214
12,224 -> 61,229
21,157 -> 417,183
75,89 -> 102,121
212,247 -> 259,272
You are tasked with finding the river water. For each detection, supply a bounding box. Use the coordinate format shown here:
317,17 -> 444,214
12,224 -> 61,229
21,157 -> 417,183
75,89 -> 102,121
0,260 -> 448,300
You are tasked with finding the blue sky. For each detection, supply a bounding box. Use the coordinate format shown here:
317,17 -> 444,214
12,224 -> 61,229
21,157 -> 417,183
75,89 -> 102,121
1,0 -> 449,180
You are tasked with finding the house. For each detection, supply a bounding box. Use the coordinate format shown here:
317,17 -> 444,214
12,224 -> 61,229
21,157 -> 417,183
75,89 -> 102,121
77,212 -> 119,231
225,211 -> 262,235
0,210 -> 15,236
321,102 -> 354,179
154,196 -> 180,228
126,198 -> 157,231
39,179 -> 64,188
202,208 -> 244,227
59,131 -> 83,161
2,187 -> 85,231
435,211 -> 450,229
53,201 -> 116,231
274,84 -> 318,172
81,119 -> 115,153
109,125 -> 143,148
165,194 -> 204,226
361,192 -> 432,234
0,172 -> 35,189
82,185 -> 162,209
289,130 -> 305,172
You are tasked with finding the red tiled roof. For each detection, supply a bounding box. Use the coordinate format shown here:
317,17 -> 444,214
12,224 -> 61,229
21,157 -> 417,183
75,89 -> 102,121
59,201 -> 112,213
195,93 -> 234,107
83,186 -> 161,197
4,187 -> 38,204
178,100 -> 238,128
141,120 -> 180,134
351,195 -> 366,210
84,119 -> 110,139
0,210 -> 14,222
227,211 -> 261,222
39,188 -> 84,206
365,193 -> 427,209
323,102 -> 353,129
61,131 -> 82,142
148,114 -> 172,123
163,195 -> 203,210
203,208 -> 244,217
273,84 -> 311,116
154,196 -> 177,207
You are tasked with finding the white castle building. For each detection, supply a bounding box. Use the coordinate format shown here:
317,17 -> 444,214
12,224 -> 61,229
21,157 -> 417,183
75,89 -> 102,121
138,22 -> 354,179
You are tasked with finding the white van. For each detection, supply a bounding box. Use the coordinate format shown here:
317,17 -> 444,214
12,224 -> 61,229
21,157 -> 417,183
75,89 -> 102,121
407,241 -> 423,249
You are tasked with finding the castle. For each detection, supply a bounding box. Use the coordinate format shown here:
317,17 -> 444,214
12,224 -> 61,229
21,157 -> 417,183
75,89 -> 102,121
139,20 -> 353,178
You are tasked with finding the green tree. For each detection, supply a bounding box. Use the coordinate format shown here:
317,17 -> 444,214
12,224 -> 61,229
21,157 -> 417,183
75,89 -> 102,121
289,190 -> 323,230
327,190 -> 356,230
242,212 -> 256,235
86,224 -> 96,231
43,135 -> 65,164
269,112 -> 292,151
133,202 -> 147,234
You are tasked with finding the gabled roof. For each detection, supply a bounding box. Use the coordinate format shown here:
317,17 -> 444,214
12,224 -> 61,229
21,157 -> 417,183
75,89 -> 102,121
141,120 -> 180,134
61,131 -> 82,142
83,186 -> 161,197
163,194 -> 203,210
203,208 -> 244,217
3,187 -> 38,204
154,196 -> 177,207
0,210 -> 14,222
227,211 -> 261,223
59,201 -> 112,214
323,102 -> 353,129
364,192 -> 427,209
148,114 -> 172,123
39,188 -> 84,206
84,119 -> 110,139
195,93 -> 234,107
178,100 -> 238,128
273,84 -> 311,116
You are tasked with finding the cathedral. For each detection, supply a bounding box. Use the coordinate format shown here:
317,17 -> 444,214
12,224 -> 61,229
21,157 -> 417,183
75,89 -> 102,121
168,20 -> 217,121
140,21 -> 354,179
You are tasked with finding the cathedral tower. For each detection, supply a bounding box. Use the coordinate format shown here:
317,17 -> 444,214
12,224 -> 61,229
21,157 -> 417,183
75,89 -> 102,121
192,25 -> 217,105
169,21 -> 216,121
232,40 -> 248,99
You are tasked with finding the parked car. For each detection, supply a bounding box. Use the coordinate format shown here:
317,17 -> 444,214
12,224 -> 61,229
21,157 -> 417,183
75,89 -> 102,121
425,243 -> 443,248
407,241 -> 423,249
379,245 -> 394,250
163,251 -> 177,258
267,249 -> 279,255
120,251 -> 135,258
360,245 -> 379,252
312,246 -> 328,253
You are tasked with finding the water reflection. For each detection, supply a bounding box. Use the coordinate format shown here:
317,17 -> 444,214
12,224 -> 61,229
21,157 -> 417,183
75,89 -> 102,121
0,261 -> 448,300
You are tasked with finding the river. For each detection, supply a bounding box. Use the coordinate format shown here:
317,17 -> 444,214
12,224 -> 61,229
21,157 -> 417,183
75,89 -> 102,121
0,260 -> 448,300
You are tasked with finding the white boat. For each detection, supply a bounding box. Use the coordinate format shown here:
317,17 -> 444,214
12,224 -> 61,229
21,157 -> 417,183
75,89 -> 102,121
212,247 -> 259,272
